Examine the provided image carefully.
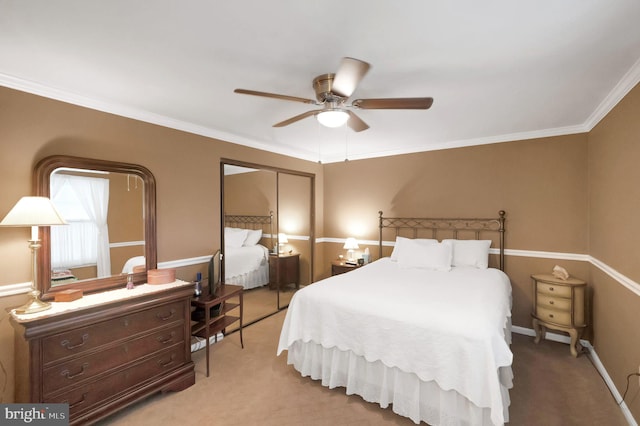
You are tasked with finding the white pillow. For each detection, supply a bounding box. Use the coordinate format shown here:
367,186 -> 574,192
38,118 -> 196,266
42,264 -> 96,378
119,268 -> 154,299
396,239 -> 452,271
243,229 -> 263,246
225,227 -> 248,248
443,239 -> 492,269
390,236 -> 437,261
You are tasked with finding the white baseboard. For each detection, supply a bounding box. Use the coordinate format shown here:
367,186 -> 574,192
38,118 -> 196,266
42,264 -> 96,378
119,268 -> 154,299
512,326 -> 637,426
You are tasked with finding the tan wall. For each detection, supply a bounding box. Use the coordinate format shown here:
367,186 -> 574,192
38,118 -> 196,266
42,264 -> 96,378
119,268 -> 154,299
0,86 -> 322,402
1,79 -> 639,419
588,83 -> 640,418
321,135 -> 590,334
224,170 -> 277,218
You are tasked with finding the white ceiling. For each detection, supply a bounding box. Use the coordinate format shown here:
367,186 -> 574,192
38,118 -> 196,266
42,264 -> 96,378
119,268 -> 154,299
2,1 -> 640,163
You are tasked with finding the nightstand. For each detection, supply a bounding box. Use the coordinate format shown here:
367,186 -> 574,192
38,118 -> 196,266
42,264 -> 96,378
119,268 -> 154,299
531,273 -> 586,357
331,260 -> 361,276
269,253 -> 300,290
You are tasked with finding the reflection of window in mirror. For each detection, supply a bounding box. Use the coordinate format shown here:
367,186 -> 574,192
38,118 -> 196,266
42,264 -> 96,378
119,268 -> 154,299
51,172 -> 111,280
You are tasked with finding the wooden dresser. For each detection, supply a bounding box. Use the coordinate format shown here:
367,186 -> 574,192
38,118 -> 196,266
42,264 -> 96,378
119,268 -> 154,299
531,273 -> 587,357
11,282 -> 195,425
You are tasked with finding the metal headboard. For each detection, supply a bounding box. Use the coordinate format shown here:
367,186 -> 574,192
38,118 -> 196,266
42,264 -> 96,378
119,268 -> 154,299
378,210 -> 506,270
225,211 -> 274,248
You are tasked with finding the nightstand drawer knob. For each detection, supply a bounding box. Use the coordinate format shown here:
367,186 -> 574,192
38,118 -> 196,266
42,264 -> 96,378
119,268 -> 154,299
549,300 -> 554,305
548,313 -> 554,318
549,287 -> 554,291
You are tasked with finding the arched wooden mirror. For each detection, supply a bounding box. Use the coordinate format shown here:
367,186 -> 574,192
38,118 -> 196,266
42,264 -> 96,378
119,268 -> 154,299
34,155 -> 156,299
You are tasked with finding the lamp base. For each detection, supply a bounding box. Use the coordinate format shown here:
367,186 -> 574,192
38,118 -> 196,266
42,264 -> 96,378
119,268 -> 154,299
13,289 -> 51,315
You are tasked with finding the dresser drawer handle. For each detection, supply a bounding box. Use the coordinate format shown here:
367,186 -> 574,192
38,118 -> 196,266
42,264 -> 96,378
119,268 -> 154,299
548,313 -> 554,318
61,363 -> 89,380
549,300 -> 554,305
549,287 -> 554,291
65,393 -> 87,409
157,331 -> 176,345
60,334 -> 89,350
156,309 -> 176,321
157,354 -> 176,368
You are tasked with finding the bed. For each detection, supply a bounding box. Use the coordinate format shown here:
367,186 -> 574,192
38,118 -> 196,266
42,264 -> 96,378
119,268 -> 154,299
223,212 -> 274,290
277,211 -> 512,426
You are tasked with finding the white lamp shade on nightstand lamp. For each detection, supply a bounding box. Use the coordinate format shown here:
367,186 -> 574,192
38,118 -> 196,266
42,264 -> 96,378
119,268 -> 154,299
1,196 -> 67,314
343,237 -> 359,261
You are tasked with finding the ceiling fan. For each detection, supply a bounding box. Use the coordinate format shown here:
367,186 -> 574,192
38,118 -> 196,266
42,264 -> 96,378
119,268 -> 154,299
234,57 -> 433,132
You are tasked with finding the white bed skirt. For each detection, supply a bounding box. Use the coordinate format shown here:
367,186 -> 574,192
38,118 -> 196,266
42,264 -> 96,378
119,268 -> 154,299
286,340 -> 512,426
225,261 -> 269,290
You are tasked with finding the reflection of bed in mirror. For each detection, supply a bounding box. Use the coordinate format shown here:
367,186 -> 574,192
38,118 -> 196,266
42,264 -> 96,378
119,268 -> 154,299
224,213 -> 274,290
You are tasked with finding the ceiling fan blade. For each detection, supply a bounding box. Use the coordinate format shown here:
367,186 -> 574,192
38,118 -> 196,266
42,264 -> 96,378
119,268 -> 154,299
352,97 -> 434,110
331,57 -> 371,98
346,110 -> 369,132
234,88 -> 317,104
273,110 -> 318,127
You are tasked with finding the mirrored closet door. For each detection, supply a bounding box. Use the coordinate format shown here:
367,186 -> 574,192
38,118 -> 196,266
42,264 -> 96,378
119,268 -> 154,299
221,160 -> 314,328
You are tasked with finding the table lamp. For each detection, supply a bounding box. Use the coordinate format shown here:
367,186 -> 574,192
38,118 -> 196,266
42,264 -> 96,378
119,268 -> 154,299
1,196 -> 67,314
278,233 -> 288,254
343,237 -> 359,261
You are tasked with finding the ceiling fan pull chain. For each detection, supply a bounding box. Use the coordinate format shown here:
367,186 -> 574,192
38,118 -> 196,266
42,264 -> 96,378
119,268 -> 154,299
317,120 -> 323,164
344,125 -> 349,162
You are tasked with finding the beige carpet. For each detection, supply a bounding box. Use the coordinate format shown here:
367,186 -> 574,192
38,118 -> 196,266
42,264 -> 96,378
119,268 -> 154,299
100,310 -> 628,425
226,285 -> 298,332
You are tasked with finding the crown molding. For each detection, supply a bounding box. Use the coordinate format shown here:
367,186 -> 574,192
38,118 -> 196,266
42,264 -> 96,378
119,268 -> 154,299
583,56 -> 640,131
0,72 -> 297,160
1,59 -> 637,164
321,123 -> 589,163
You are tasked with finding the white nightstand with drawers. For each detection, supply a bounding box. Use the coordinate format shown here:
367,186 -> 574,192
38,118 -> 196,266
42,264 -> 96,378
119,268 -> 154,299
531,273 -> 587,357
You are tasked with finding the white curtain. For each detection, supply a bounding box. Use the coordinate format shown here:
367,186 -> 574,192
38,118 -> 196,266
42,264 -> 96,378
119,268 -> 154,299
51,174 -> 111,277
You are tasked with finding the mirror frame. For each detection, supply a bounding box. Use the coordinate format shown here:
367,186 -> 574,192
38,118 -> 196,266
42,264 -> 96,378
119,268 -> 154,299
34,155 -> 157,300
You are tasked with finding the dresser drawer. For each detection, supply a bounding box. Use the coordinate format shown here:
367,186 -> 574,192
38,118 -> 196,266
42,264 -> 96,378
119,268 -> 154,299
535,305 -> 572,326
42,301 -> 184,364
49,344 -> 186,417
536,293 -> 571,311
536,282 -> 572,298
43,324 -> 185,395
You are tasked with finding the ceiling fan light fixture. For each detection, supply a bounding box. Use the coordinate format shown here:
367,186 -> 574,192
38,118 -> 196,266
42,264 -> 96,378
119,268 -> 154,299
316,109 -> 349,128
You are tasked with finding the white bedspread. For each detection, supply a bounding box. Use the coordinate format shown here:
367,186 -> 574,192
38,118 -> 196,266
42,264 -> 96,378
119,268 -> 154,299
225,244 -> 269,281
278,258 -> 513,426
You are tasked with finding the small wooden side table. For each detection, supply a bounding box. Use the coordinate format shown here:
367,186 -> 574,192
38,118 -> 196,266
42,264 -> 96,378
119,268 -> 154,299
191,284 -> 243,376
331,260 -> 361,276
531,273 -> 586,357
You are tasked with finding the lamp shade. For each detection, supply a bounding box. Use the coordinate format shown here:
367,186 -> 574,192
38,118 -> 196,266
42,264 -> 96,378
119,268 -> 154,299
0,196 -> 67,227
343,237 -> 359,250
278,233 -> 288,244
316,109 -> 349,128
